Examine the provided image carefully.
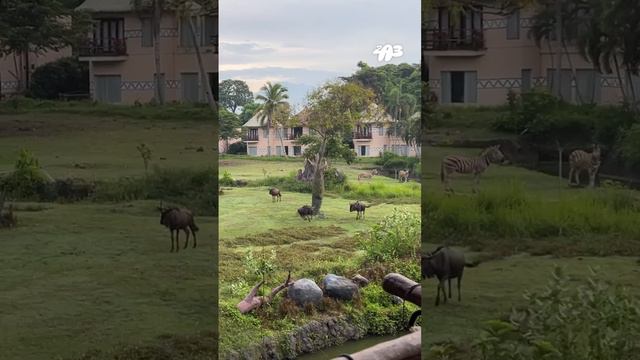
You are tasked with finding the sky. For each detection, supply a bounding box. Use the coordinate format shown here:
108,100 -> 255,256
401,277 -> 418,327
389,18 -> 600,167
220,0 -> 421,107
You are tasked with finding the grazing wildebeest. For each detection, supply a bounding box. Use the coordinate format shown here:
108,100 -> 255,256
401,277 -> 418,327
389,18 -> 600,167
269,187 -> 282,202
349,201 -> 370,220
297,205 -> 313,222
398,169 -> 410,183
421,246 -> 478,306
157,202 -> 199,253
568,144 -> 601,188
441,145 -> 505,193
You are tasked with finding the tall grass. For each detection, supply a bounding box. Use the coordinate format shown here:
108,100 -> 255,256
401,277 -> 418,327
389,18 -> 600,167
425,182 -> 640,250
343,180 -> 421,201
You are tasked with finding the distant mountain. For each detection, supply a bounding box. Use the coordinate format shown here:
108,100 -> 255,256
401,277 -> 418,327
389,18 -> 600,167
220,67 -> 347,108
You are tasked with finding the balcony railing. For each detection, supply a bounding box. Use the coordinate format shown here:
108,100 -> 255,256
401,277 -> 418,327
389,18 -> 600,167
287,132 -> 303,140
423,29 -> 485,51
353,131 -> 373,139
246,133 -> 259,141
79,38 -> 127,57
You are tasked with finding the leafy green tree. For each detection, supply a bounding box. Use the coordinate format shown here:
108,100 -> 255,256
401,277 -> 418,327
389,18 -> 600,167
30,57 -> 89,99
240,101 -> 260,123
219,108 -> 242,152
302,81 -> 375,214
256,82 -> 289,156
0,0 -> 91,91
219,79 -> 253,113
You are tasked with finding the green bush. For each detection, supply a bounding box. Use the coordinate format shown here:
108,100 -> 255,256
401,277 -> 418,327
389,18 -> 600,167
357,208 -> 420,263
471,266 -> 640,360
219,171 -> 234,186
0,149 -> 48,199
227,141 -> 247,155
30,57 -> 89,99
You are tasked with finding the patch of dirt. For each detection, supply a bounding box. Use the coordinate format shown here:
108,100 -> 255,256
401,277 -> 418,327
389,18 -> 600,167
226,225 -> 346,247
0,114 -> 125,138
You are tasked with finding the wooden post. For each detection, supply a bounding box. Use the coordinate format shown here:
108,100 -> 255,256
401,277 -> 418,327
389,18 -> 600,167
382,273 -> 421,307
330,329 -> 421,360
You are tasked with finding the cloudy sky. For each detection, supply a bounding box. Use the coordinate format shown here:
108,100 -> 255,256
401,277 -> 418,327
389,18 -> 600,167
220,0 -> 421,107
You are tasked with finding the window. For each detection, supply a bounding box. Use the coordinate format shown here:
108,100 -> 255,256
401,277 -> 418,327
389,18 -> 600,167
378,126 -> 384,136
451,72 -> 465,103
275,146 -> 282,156
181,73 -> 199,103
209,73 -> 218,100
360,146 -> 368,156
202,15 -> 217,47
547,69 -> 572,101
141,18 -> 153,47
247,128 -> 258,141
247,146 -> 257,156
506,10 -> 520,40
180,17 -> 197,48
293,146 -> 302,156
521,69 -> 532,92
576,69 -> 600,104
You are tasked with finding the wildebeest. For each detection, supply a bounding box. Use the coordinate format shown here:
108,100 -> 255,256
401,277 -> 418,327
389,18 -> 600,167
349,201 -> 370,220
398,169 -> 410,183
297,205 -> 313,221
421,246 -> 478,306
568,144 -> 601,188
269,187 -> 282,202
157,202 -> 199,253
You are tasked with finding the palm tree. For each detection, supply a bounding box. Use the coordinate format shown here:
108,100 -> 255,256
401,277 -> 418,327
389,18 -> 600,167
256,82 -> 289,156
131,0 -> 165,104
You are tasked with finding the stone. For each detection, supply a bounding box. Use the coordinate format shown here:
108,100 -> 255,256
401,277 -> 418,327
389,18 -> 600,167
287,278 -> 322,307
390,295 -> 403,305
351,274 -> 369,287
322,274 -> 359,300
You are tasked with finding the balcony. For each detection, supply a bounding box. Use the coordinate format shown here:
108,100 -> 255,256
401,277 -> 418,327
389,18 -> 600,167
353,131 -> 373,140
287,133 -> 303,140
245,133 -> 259,142
423,29 -> 486,57
78,38 -> 128,61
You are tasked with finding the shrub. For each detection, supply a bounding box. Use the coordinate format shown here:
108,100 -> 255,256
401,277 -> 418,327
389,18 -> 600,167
219,171 -> 234,186
30,57 -> 89,99
0,149 -> 48,199
357,208 -> 420,263
227,141 -> 247,155
472,266 -> 640,360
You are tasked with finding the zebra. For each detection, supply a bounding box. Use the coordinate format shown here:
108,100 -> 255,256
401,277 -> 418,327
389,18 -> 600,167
568,144 -> 601,188
441,145 -> 505,193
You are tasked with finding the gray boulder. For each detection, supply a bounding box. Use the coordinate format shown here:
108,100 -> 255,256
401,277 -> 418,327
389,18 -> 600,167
287,278 -> 323,307
323,274 -> 359,300
351,274 -> 370,287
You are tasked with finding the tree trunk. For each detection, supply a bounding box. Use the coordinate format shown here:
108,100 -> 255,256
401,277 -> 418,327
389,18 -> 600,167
311,141 -> 327,215
561,36 -> 583,104
613,55 -> 629,103
187,16 -> 216,112
266,119 -> 271,156
626,67 -> 638,107
24,48 -> 30,90
278,126 -> 287,157
554,0 -> 563,99
557,143 -> 563,179
153,1 -> 164,104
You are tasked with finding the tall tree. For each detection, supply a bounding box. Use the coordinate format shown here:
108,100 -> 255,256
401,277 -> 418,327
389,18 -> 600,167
0,0 -> 91,91
131,0 -> 165,104
240,101 -> 260,123
301,81 -> 375,215
219,108 -> 242,152
219,79 -> 253,113
272,102 -> 293,157
255,82 -> 289,156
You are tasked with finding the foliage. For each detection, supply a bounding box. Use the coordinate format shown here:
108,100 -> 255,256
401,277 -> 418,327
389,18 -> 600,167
219,79 -> 253,113
375,151 -> 420,173
617,123 -> 640,168
29,57 -> 89,99
344,62 -> 421,109
219,170 -> 234,186
0,0 -> 91,56
219,108 -> 242,141
298,135 -> 356,164
243,248 -> 278,284
239,101 -> 261,123
357,208 -> 420,263
226,141 -> 247,155
0,149 -> 48,199
472,266 -> 640,360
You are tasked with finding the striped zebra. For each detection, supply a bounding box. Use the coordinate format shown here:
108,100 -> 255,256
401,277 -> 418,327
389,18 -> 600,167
568,144 -> 601,188
441,145 -> 505,193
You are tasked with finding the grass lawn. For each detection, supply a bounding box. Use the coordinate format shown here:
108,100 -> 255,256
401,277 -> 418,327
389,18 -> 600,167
0,112 -> 216,360
218,157 -> 421,356
421,144 -> 640,354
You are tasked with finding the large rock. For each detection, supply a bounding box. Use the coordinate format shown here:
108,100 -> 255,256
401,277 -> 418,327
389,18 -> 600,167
287,278 -> 322,307
322,274 -> 359,300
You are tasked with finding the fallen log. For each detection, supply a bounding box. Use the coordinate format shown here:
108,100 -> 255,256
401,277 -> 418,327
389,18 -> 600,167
331,328 -> 421,360
237,271 -> 293,314
382,273 -> 421,306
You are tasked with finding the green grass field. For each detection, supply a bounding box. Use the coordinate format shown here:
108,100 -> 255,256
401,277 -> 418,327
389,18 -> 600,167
0,112 -> 217,359
218,156 -> 421,356
421,144 -> 640,355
